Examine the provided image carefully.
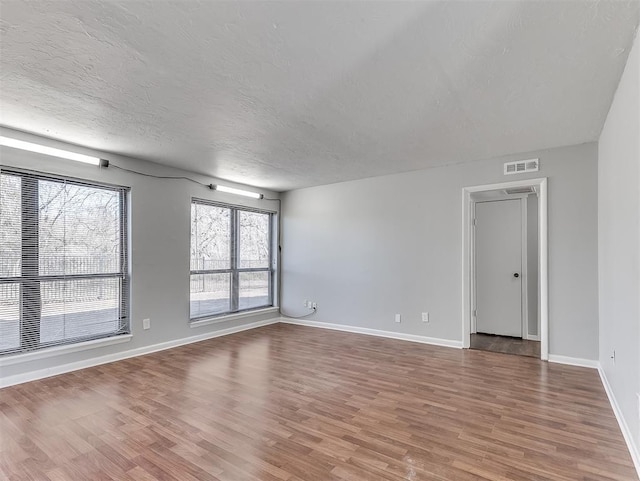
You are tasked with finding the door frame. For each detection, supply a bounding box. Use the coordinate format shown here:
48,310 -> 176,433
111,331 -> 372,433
462,178 -> 548,360
471,196 -> 529,339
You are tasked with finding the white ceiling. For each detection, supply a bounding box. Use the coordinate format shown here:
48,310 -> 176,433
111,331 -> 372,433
1,1 -> 638,191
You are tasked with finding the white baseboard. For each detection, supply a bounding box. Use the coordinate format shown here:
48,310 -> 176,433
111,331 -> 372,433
526,334 -> 540,341
548,354 -> 599,369
0,318 -> 280,388
598,366 -> 640,478
280,317 -> 463,349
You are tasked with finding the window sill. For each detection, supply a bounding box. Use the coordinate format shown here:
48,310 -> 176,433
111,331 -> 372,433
190,306 -> 279,328
0,334 -> 133,367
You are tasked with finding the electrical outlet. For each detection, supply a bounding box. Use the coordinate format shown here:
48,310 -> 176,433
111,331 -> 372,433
422,312 -> 429,323
143,318 -> 151,330
395,314 -> 401,323
611,349 -> 616,365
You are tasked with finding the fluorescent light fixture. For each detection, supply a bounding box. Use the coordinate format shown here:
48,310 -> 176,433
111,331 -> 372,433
213,184 -> 263,199
0,136 -> 101,165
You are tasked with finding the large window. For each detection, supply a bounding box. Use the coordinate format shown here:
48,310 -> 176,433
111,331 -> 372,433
0,169 -> 129,355
190,200 -> 274,319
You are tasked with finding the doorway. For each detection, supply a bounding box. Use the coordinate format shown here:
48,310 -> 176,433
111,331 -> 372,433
462,178 -> 548,360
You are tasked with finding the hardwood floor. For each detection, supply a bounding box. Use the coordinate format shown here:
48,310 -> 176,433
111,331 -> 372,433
470,333 -> 541,358
1,324 -> 636,481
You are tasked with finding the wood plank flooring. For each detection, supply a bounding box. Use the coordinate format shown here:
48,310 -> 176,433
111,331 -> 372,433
0,324 -> 636,481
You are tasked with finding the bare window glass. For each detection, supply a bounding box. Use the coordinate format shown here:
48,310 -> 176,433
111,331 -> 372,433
190,203 -> 230,271
238,211 -> 270,269
190,273 -> 231,318
239,271 -> 270,310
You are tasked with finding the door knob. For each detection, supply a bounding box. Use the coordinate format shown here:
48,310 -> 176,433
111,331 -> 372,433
513,273 -> 520,278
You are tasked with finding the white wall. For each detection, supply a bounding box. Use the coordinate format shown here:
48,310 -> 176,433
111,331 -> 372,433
0,128 -> 280,385
598,30 -> 640,462
281,142 -> 599,360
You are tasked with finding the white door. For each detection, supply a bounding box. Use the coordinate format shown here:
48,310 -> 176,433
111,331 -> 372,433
475,199 -> 522,337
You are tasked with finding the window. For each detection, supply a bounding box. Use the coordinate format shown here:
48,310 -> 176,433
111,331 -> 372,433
0,169 -> 129,355
190,200 -> 274,319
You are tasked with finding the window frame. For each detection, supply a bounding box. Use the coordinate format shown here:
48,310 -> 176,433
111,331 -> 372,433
0,167 -> 130,355
190,198 -> 275,321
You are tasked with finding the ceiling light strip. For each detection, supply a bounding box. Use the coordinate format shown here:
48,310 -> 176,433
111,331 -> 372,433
212,184 -> 263,199
0,136 -> 101,165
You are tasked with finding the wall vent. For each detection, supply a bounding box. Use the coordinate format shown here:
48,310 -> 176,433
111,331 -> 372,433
504,158 -> 539,175
504,186 -> 536,195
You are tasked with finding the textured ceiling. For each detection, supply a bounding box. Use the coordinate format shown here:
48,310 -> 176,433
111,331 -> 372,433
1,1 -> 638,191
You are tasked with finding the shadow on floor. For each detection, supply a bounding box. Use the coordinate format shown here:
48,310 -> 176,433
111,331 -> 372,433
470,333 -> 540,358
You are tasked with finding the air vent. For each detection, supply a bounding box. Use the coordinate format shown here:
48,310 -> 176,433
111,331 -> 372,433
504,186 -> 536,195
504,158 -> 539,175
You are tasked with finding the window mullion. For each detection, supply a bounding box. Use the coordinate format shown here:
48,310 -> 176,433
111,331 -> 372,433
20,175 -> 41,350
270,213 -> 275,306
230,209 -> 239,312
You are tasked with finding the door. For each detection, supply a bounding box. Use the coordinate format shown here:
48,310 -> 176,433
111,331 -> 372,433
475,199 -> 522,337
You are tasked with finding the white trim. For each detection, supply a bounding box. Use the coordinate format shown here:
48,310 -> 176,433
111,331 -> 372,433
539,179 -> 548,361
0,318 -> 280,388
470,200 -> 477,334
190,307 -> 280,328
0,334 -> 133,367
280,317 -> 463,349
462,177 -> 548,360
526,334 -> 540,341
548,354 -> 599,369
520,197 -> 528,339
598,366 -> 640,477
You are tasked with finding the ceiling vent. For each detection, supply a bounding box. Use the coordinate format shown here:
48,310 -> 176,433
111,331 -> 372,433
504,158 -> 539,175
